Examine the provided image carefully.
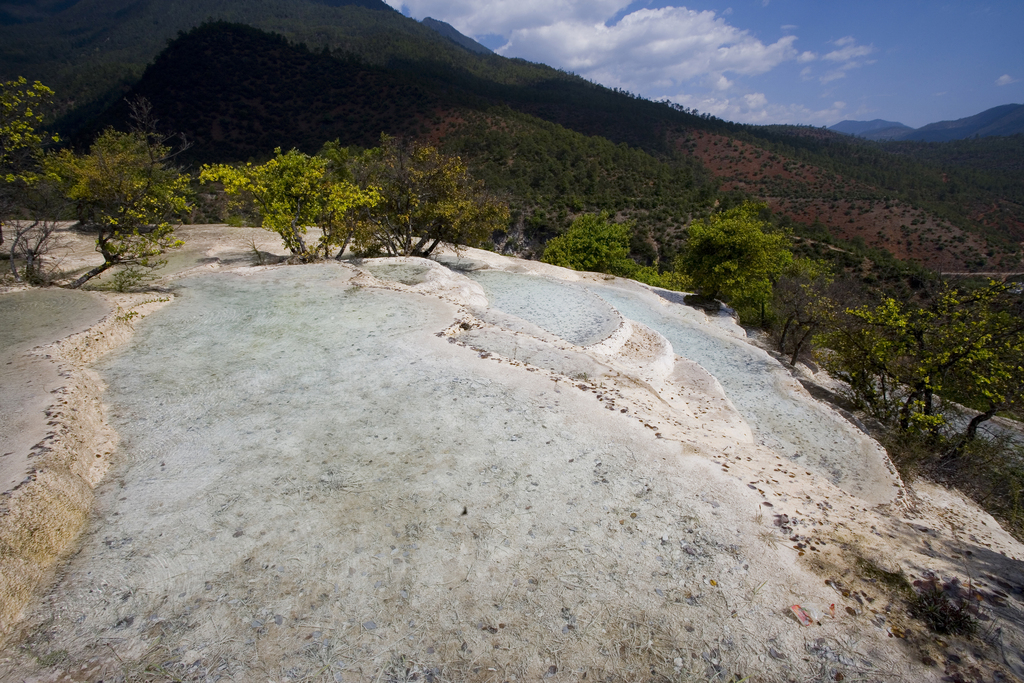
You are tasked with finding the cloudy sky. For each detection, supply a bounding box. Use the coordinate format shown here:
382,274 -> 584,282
384,0 -> 1024,128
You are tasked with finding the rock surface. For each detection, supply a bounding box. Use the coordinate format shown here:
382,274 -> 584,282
1,228 -> 1022,682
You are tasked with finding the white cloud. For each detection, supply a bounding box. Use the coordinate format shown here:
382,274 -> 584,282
498,7 -> 798,94
386,0 -> 627,36
744,92 -> 767,108
388,1 -> 799,92
668,91 -> 846,125
384,1 -> 873,125
796,36 -> 874,84
823,36 -> 873,62
996,74 -> 1019,86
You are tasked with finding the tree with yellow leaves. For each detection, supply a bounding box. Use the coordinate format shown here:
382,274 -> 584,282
48,116 -> 191,289
345,136 -> 508,257
201,146 -> 379,261
1,77 -> 58,248
817,280 -> 1024,448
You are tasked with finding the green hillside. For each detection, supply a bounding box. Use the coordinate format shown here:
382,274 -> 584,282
725,126 -> 1024,253
100,24 -> 716,266
106,23 -> 988,285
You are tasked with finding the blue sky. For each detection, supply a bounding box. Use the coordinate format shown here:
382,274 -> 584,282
385,0 -> 1024,127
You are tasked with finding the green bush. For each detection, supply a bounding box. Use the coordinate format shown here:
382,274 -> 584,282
541,212 -> 633,274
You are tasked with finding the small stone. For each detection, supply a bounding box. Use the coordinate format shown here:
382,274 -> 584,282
362,621 -> 377,631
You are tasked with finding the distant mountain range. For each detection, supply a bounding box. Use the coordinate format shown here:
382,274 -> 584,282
831,104 -> 1024,142
829,119 -> 915,141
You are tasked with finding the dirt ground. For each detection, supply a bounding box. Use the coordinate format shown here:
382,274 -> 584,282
1,226 -> 1024,682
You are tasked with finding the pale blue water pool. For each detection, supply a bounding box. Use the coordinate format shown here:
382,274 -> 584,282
583,284 -> 870,484
466,270 -> 620,347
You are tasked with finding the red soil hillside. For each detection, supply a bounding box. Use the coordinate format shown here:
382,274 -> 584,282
678,130 -> 1019,272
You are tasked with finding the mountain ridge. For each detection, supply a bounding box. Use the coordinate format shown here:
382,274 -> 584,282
831,104 -> 1024,142
829,119 -> 914,141
421,17 -> 492,55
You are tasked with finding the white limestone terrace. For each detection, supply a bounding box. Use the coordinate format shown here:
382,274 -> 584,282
448,255 -> 898,505
0,289 -> 110,492
3,244 -> 1024,682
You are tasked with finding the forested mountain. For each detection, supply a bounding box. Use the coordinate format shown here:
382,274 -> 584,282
0,0 -> 462,130
96,23 -> 715,266
2,1 -> 1022,273
903,104 -> 1024,142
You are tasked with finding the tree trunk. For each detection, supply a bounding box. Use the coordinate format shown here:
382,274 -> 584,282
412,233 -> 432,256
402,216 -> 413,256
289,201 -> 308,256
778,314 -> 794,355
335,231 -> 353,260
68,261 -> 113,289
289,222 -> 306,255
9,238 -> 21,281
422,237 -> 442,257
943,404 -> 1001,460
791,328 -> 813,366
966,408 -> 998,441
